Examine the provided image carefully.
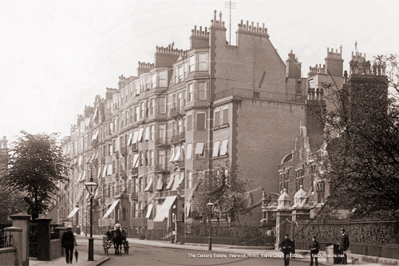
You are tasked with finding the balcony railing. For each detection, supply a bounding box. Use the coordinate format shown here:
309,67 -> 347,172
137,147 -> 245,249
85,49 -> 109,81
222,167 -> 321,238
156,190 -> 179,198
155,137 -> 170,148
137,118 -> 145,125
171,135 -> 180,144
178,159 -> 185,169
130,192 -> 138,201
179,132 -> 185,141
131,143 -> 138,152
120,147 -> 128,157
169,107 -> 185,119
131,167 -> 138,176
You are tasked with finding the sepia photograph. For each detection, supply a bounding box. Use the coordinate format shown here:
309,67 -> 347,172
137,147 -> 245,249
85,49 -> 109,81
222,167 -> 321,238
0,0 -> 398,265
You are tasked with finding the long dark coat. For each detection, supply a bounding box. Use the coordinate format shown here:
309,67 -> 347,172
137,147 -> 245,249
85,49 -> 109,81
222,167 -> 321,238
339,233 -> 350,251
62,230 -> 75,249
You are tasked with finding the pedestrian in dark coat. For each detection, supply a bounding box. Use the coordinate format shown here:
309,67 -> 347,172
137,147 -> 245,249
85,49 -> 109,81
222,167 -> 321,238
61,226 -> 76,264
339,228 -> 350,265
280,234 -> 293,266
309,236 -> 320,266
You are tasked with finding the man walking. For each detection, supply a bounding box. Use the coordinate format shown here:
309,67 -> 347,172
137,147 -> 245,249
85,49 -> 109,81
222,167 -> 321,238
309,236 -> 320,266
280,234 -> 293,266
62,225 -> 76,264
339,228 -> 350,264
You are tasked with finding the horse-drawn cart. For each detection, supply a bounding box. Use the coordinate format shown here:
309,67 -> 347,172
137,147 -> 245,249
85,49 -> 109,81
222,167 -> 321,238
102,229 -> 129,255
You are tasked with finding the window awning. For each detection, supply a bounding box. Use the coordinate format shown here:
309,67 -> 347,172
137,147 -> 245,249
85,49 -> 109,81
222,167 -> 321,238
133,154 -> 139,168
145,204 -> 153,218
66,207 -> 79,219
97,166 -> 102,178
169,147 -> 175,162
195,142 -> 204,155
132,131 -> 139,144
144,177 -> 153,192
102,165 -> 108,177
220,139 -> 228,156
172,173 -> 180,191
128,132 -> 133,146
102,199 -> 120,219
173,147 -> 181,162
179,172 -> 185,185
156,177 -> 163,190
92,130 -> 99,141
153,196 -> 177,222
166,174 -> 175,190
79,155 -> 83,166
186,203 -> 191,218
144,127 -> 150,140
213,141 -> 220,157
138,128 -> 144,142
78,172 -> 86,183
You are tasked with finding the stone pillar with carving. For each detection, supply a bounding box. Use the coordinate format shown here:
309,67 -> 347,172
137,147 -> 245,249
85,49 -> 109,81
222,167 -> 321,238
10,213 -> 30,266
291,185 -> 311,243
275,189 -> 291,250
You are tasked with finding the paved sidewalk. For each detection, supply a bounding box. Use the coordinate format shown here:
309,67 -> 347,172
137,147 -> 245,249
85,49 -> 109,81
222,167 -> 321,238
29,250 -> 109,266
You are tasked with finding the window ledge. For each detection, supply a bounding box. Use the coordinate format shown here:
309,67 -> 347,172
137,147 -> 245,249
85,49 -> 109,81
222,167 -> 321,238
212,123 -> 229,131
212,154 -> 229,160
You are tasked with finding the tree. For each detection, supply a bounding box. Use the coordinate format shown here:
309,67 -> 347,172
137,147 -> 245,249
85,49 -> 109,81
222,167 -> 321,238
0,131 -> 70,219
0,189 -> 26,223
192,160 -> 251,223
318,55 -> 399,219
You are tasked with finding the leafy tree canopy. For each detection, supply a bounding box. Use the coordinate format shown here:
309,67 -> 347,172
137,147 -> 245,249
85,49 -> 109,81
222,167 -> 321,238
0,131 -> 70,219
193,160 -> 252,223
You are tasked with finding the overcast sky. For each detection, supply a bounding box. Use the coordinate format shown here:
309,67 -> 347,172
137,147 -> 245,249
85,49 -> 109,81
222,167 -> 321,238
1,0 -> 397,143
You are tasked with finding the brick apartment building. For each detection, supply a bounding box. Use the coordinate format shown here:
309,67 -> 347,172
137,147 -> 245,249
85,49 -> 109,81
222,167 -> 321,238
58,10 -> 347,233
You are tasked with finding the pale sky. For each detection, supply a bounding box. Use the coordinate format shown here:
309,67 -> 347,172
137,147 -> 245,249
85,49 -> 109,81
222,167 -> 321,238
1,0 -> 398,143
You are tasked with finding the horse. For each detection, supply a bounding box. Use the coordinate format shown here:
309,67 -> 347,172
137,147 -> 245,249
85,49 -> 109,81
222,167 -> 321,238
112,228 -> 124,255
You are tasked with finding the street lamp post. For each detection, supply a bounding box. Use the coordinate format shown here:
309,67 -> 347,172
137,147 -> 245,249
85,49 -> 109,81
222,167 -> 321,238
85,176 -> 98,261
207,202 -> 214,251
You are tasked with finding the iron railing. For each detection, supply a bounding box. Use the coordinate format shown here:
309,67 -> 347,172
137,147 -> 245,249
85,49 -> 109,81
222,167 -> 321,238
0,232 -> 12,248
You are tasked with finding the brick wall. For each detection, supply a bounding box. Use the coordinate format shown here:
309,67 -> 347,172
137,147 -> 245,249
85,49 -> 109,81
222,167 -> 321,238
212,28 -> 287,102
236,99 -> 305,196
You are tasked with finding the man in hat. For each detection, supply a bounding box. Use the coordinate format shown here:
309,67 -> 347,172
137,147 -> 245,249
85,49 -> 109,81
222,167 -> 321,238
61,226 -> 76,264
309,236 -> 320,266
280,234 -> 294,266
339,228 -> 350,264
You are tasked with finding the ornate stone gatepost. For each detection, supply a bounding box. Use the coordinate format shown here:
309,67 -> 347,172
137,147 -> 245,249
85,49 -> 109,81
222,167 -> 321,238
275,189 -> 291,250
10,213 -> 30,266
291,185 -> 311,249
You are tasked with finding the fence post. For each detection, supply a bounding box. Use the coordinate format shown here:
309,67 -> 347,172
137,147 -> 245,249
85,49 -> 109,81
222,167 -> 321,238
291,186 -> 311,244
35,219 -> 52,261
4,226 -> 23,266
275,189 -> 291,250
10,213 -> 30,266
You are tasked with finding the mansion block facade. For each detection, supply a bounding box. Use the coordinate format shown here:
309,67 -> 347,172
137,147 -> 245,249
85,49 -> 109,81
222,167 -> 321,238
57,11 -> 348,233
